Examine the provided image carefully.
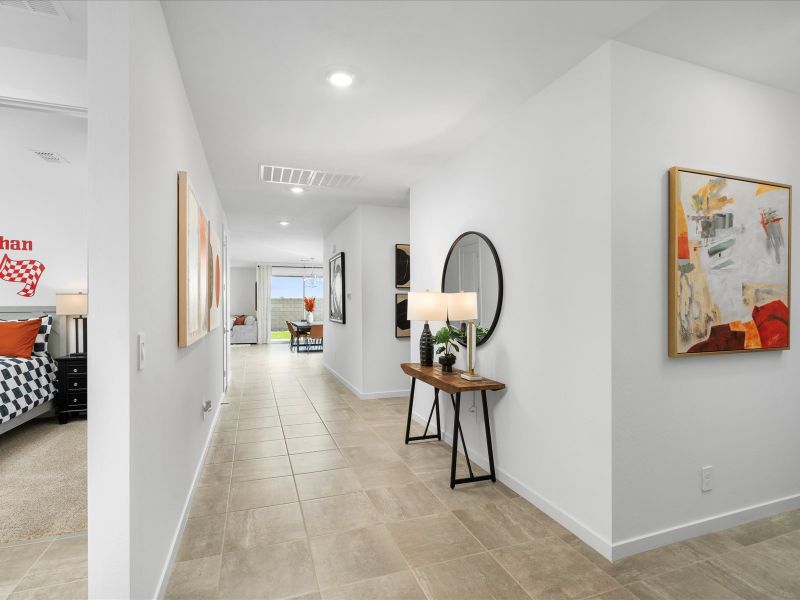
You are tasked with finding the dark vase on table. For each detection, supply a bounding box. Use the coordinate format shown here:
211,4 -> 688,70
438,354 -> 456,372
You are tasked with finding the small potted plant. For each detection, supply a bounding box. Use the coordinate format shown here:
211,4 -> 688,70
303,297 -> 316,322
433,326 -> 459,372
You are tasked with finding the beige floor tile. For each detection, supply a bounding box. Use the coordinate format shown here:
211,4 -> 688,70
295,468 -> 362,501
232,455 -> 293,483
235,426 -> 284,444
238,416 -> 281,430
239,400 -> 276,410
205,443 -> 235,464
198,462 -> 233,487
302,492 -> 383,537
0,542 -> 51,598
724,510 -> 800,547
323,420 -> 371,434
210,431 -> 237,446
321,570 -> 426,600
218,539 -> 317,600
627,564 -> 744,600
420,473 -> 512,511
414,552 -> 529,600
309,524 -> 408,590
331,430 -> 382,448
290,450 -> 349,475
190,483 -> 230,517
281,413 -> 323,426
284,423 -> 330,439
224,503 -> 306,552
497,498 -> 568,540
589,589 -> 639,600
239,407 -> 278,419
386,513 -> 483,568
278,404 -> 317,415
12,536 -> 88,593
366,482 -> 448,522
164,555 -> 221,599
493,538 -> 618,600
215,419 -> 238,433
286,435 -> 338,454
353,464 -> 418,489
9,579 -> 88,600
229,476 -> 299,511
235,439 -> 287,461
175,514 -> 226,562
340,444 -> 403,468
453,503 -> 532,550
276,396 -> 313,406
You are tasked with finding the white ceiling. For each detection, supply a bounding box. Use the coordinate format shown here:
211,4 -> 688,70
0,0 -> 85,58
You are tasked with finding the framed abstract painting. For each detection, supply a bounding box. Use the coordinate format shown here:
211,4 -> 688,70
395,293 -> 410,337
178,171 -> 209,347
329,252 -> 345,324
395,244 -> 410,288
669,167 -> 791,356
208,224 -> 222,331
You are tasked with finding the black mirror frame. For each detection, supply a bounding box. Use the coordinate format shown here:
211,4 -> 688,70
440,231 -> 503,346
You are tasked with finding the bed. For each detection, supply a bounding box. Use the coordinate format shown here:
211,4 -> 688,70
231,315 -> 258,344
0,308 -> 60,436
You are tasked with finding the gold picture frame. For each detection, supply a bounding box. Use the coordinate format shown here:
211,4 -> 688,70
669,167 -> 791,356
178,171 -> 209,347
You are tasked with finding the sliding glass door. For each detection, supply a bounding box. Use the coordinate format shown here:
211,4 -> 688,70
269,269 -> 323,342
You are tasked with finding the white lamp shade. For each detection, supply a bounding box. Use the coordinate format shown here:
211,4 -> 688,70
447,291 -> 478,321
56,293 -> 88,316
407,291 -> 447,321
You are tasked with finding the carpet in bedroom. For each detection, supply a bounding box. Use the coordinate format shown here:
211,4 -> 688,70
0,418 -> 87,544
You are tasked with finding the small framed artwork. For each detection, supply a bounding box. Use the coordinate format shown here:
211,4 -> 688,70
395,293 -> 410,338
395,244 -> 410,288
178,171 -> 209,347
669,167 -> 791,356
208,224 -> 222,331
329,252 -> 346,324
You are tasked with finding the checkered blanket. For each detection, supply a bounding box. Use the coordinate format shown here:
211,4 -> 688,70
0,355 -> 56,425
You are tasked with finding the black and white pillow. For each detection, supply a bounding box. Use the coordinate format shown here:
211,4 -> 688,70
0,315 -> 53,357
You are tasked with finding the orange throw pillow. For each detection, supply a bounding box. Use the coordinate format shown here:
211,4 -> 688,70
233,315 -> 247,326
0,319 -> 42,359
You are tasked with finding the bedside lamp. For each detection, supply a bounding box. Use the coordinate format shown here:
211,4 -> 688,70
448,291 -> 481,381
56,292 -> 88,356
407,291 -> 447,366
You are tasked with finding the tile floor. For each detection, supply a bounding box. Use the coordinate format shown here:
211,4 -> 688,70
166,344 -> 800,600
0,533 -> 87,600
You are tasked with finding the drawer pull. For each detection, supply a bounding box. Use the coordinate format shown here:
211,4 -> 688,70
73,368 -> 78,373
73,382 -> 78,387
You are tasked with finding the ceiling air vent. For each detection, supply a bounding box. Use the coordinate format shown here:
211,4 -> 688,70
0,0 -> 68,19
259,164 -> 361,189
31,150 -> 68,164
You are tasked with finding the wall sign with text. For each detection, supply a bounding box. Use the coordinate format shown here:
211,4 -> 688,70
0,235 -> 46,298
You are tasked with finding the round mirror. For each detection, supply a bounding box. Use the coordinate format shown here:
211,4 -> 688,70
441,231 -> 503,346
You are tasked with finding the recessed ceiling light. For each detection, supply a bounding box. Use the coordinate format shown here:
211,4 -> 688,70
289,186 -> 305,194
279,221 -> 290,227
327,70 -> 354,88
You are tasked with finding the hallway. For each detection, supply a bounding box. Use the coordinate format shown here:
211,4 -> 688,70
165,345 -> 800,600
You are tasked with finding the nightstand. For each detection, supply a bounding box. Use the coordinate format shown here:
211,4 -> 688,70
55,355 -> 87,424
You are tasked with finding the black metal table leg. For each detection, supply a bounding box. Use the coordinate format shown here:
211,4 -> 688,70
482,390 -> 496,482
450,392 -> 460,489
405,380 -> 442,444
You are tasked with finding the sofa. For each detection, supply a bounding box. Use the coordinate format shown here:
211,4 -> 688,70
230,315 -> 258,344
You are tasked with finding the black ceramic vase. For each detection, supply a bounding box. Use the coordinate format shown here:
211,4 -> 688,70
439,354 -> 456,372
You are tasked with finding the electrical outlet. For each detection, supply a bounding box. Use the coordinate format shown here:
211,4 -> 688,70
701,465 -> 714,492
202,399 -> 212,421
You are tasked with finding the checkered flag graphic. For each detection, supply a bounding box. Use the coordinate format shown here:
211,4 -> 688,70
0,254 -> 46,297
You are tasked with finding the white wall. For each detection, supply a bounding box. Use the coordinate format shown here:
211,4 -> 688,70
323,207 -> 363,393
410,46 -> 613,551
0,46 -> 87,109
323,205 -> 411,398
0,108 -> 87,309
230,266 -> 256,316
610,43 -> 800,552
88,2 -> 228,598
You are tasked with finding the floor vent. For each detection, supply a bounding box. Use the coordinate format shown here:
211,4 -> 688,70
31,150 -> 68,164
259,164 -> 361,189
0,0 -> 68,19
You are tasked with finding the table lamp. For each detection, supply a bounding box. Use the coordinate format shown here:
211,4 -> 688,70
56,292 -> 88,356
407,291 -> 447,366
447,291 -> 481,381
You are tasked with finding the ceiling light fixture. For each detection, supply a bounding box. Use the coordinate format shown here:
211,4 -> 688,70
279,221 -> 290,227
327,70 -> 355,88
289,186 -> 305,194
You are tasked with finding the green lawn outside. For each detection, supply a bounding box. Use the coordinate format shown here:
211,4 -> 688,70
271,331 -> 291,340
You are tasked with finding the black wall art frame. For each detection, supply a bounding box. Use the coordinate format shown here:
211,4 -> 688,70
395,293 -> 410,338
329,252 -> 346,324
395,244 -> 410,288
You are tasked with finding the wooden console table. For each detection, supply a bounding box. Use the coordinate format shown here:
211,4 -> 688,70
400,363 -> 505,488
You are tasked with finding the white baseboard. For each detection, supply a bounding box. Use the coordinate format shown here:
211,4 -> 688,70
324,364 -> 408,400
611,492 -> 800,560
154,391 -> 223,599
409,409 -> 614,560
